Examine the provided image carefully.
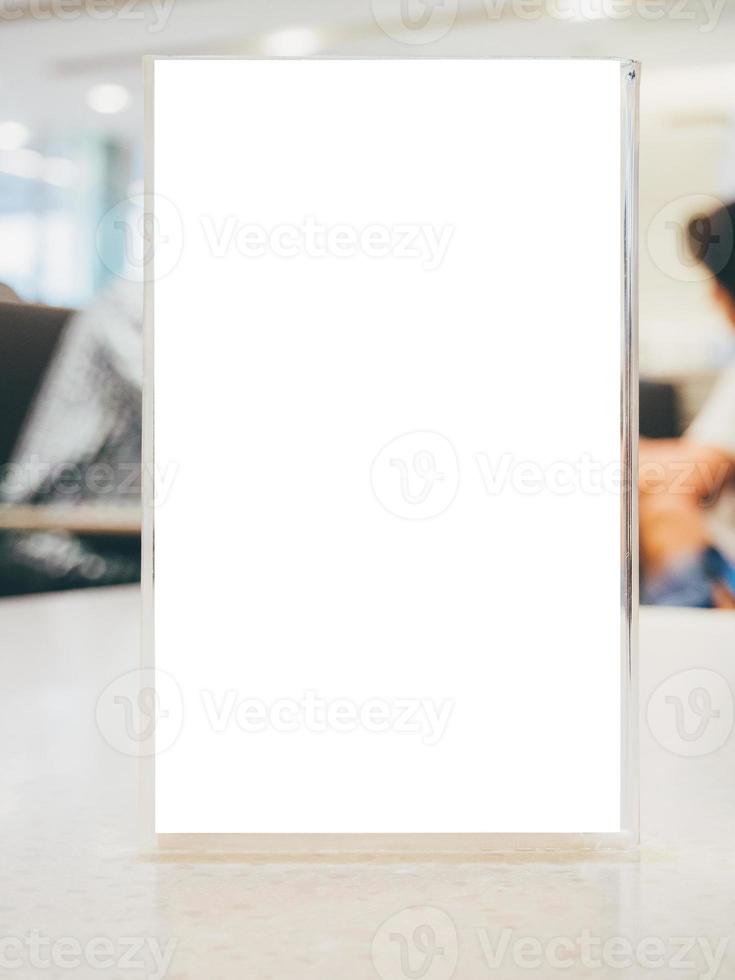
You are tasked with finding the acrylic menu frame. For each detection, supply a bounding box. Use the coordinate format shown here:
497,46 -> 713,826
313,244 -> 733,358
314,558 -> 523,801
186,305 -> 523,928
142,57 -> 639,856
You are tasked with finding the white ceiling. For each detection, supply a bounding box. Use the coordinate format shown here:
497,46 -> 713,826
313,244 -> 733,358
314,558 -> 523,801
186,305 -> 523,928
1,0 -> 735,148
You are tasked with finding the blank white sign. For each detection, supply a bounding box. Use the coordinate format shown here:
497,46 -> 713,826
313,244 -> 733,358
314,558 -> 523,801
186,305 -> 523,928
152,59 -> 627,836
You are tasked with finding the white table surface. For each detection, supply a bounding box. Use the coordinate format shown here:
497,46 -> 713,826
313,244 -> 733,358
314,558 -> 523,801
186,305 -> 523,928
3,585 -> 735,979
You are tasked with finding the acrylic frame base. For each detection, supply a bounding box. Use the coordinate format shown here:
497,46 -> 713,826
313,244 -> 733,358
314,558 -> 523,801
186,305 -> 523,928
147,832 -> 639,862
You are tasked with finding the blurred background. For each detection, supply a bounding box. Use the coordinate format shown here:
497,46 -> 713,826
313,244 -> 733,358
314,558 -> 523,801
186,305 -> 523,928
1,0 -> 735,602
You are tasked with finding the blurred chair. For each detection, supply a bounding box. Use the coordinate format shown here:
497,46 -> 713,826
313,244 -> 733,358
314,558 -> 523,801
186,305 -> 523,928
0,301 -> 71,467
0,299 -> 141,597
640,378 -> 681,440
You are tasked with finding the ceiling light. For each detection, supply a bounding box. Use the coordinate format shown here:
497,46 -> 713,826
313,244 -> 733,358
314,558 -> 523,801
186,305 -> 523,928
0,149 -> 42,180
258,26 -> 322,57
87,83 -> 130,115
0,121 -> 31,151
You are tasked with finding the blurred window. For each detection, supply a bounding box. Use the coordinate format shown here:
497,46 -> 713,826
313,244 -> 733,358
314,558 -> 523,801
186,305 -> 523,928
0,136 -> 135,306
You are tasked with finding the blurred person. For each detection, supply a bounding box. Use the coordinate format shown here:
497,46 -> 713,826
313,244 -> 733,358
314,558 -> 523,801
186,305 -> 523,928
0,280 -> 142,595
640,202 -> 735,607
0,282 -> 21,303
